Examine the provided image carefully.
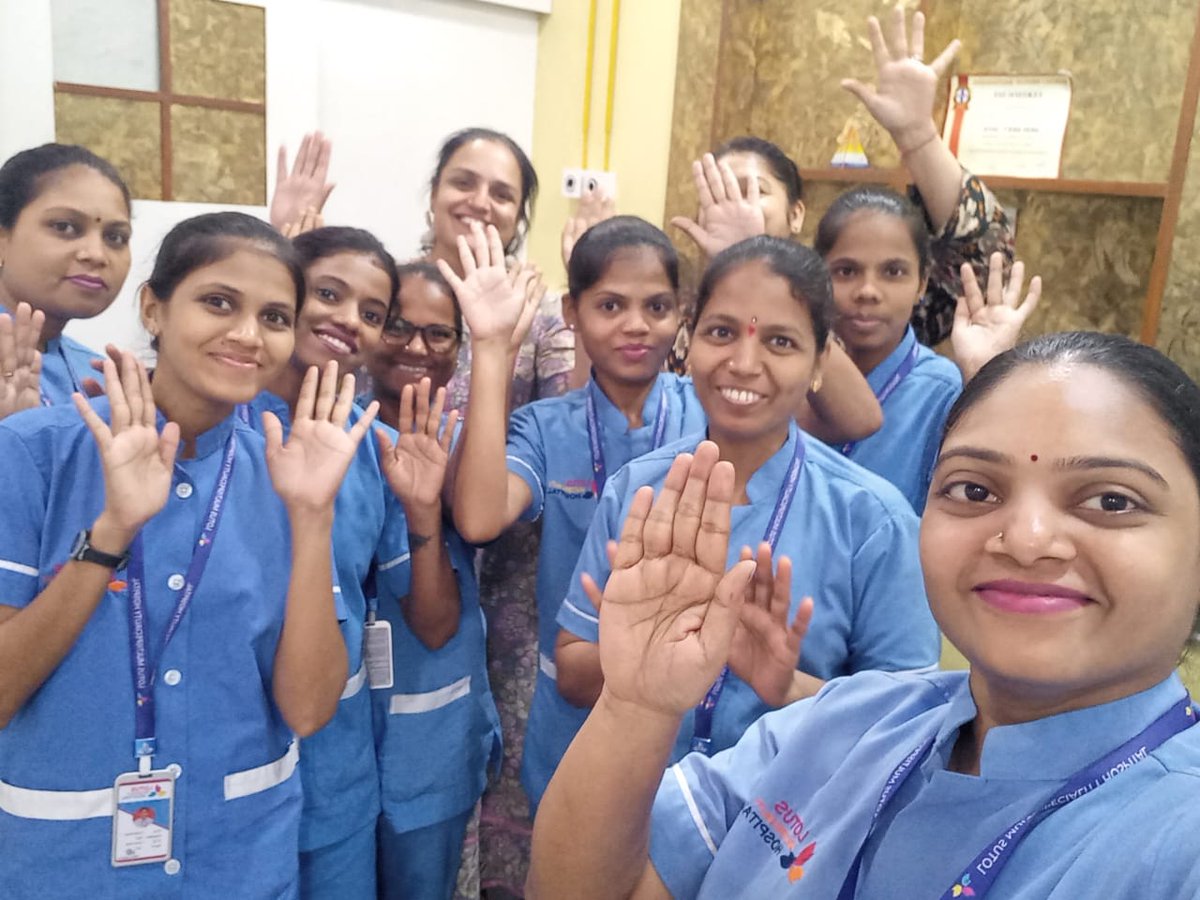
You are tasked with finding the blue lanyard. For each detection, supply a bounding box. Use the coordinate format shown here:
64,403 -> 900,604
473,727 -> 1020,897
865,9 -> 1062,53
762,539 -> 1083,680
835,696 -> 1197,900
690,435 -> 806,755
39,343 -> 84,407
840,341 -> 920,456
125,432 -> 237,772
585,379 -> 670,497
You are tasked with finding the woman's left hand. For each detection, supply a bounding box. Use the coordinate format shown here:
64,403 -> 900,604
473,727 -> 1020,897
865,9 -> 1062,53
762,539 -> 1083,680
264,361 -> 379,514
952,252 -> 1042,381
840,6 -> 961,153
726,543 -> 812,707
377,376 -> 459,513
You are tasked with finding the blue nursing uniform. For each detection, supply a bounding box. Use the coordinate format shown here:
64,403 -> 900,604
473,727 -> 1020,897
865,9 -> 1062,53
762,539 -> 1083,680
558,422 -> 939,763
244,392 -> 409,899
506,372 -> 707,809
0,305 -> 103,405
368,416 -> 502,900
0,401 -> 318,898
650,670 -> 1200,898
843,326 -> 962,513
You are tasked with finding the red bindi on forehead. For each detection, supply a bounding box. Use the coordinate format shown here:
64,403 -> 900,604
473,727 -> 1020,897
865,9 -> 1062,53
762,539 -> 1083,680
1030,454 -> 1039,462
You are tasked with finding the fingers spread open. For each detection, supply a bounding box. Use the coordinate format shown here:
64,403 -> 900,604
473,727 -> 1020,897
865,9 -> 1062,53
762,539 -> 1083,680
929,39 -> 962,78
293,365 -> 319,421
313,361 -> 339,422
960,262 -> 984,317
909,10 -> 925,61
397,382 -> 415,435
331,371 -> 357,427
73,392 -> 113,451
645,452 -> 691,560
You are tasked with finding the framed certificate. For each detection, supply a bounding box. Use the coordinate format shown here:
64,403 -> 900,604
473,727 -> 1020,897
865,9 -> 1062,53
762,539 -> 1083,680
942,74 -> 1073,178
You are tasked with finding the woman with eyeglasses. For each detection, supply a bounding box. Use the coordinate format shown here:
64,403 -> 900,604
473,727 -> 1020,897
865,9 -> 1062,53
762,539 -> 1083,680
362,260 -> 503,900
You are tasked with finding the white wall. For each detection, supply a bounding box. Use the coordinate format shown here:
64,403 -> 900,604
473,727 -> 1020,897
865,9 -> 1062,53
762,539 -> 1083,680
0,0 -> 540,356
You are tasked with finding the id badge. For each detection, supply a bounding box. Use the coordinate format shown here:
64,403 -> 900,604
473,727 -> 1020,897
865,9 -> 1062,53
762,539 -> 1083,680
364,620 -> 394,690
111,769 -> 174,867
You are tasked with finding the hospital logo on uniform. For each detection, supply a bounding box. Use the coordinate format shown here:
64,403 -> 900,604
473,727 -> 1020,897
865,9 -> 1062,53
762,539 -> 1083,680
740,798 -> 818,883
547,479 -> 596,499
952,874 -> 976,896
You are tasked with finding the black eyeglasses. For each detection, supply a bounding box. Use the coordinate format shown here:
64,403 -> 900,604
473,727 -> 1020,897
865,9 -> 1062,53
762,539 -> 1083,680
381,316 -> 462,353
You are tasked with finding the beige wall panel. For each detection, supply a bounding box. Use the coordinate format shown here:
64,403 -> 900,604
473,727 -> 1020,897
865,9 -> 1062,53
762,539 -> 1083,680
170,105 -> 265,205
939,0 -> 1195,182
749,0 -> 917,170
1157,95 -> 1200,379
170,0 -> 265,102
54,93 -> 162,200
996,191 -> 1159,338
664,0 -> 729,281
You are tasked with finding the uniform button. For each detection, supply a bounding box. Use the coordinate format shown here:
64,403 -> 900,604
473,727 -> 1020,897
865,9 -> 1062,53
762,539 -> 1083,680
164,858 -> 181,875
163,669 -> 182,686
167,574 -> 185,591
175,482 -> 194,499
167,763 -> 182,779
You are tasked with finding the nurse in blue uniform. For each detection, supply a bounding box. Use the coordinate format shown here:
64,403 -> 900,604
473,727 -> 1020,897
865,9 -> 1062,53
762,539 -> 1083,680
554,236 -> 938,761
362,260 -> 501,900
242,226 -> 431,898
531,331 -> 1200,900
450,217 -> 705,811
0,144 -> 133,415
0,212 -> 375,898
813,8 -> 1039,512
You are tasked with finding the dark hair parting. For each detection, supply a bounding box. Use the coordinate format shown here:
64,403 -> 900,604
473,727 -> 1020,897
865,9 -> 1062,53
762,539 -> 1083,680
693,236 -> 834,352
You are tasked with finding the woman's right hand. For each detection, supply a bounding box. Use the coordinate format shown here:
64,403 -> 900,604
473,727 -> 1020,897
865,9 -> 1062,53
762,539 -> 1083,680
0,302 -> 44,419
840,6 -> 960,154
670,153 -> 766,258
73,353 -> 180,536
269,132 -> 335,232
582,441 -> 757,717
437,222 -> 540,347
561,182 -> 616,270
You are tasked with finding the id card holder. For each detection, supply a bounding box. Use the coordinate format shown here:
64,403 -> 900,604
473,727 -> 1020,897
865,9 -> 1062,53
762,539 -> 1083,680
111,769 -> 175,867
364,620 -> 394,690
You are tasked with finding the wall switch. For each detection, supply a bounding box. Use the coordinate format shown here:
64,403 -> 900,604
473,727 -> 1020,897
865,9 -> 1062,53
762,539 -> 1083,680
561,167 -> 583,198
582,169 -> 617,199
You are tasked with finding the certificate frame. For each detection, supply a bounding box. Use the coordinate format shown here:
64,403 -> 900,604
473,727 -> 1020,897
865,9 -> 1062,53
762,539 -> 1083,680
942,73 -> 1074,180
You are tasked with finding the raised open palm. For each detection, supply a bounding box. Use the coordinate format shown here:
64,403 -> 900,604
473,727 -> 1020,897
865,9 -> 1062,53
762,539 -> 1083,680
952,253 -> 1042,381
437,222 -> 539,345
727,542 -> 812,708
0,303 -> 45,419
377,377 -> 458,511
269,132 -> 335,232
671,153 -> 766,258
264,362 -> 378,513
73,354 -> 180,532
841,7 -> 961,153
584,442 -> 756,717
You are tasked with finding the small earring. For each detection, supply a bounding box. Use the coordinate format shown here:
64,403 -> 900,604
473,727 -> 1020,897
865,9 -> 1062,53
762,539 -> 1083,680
810,375 -> 822,393
425,209 -> 435,227
994,531 -> 1004,542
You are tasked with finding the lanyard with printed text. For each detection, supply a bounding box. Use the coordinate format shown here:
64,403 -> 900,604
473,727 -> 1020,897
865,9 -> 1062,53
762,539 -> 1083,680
840,341 -> 919,456
586,379 -> 669,497
125,433 -> 237,773
835,696 -> 1197,900
689,435 -> 806,755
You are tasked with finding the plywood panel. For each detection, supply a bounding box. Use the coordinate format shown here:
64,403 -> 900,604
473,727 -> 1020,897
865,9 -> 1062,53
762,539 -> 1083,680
54,93 -> 162,200
938,0 -> 1196,182
169,0 -> 265,102
170,105 -> 265,204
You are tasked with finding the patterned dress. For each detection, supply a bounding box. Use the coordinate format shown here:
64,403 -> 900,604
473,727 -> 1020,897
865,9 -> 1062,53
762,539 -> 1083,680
666,168 -> 1014,372
450,290 -> 575,900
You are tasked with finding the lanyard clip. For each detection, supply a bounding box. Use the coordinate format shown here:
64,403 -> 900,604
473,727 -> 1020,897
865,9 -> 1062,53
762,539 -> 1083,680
689,736 -> 713,756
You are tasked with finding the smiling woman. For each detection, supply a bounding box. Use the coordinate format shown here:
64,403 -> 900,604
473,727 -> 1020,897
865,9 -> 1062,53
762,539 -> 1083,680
0,144 -> 133,417
0,211 -> 374,897
529,331 -> 1200,900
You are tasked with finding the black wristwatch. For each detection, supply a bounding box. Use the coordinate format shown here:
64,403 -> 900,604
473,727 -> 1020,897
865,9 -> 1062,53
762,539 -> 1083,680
69,529 -> 131,571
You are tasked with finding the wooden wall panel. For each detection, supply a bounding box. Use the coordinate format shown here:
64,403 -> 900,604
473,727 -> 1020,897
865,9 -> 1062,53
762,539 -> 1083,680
171,106 -> 266,204
170,0 -> 266,102
1156,103 -> 1200,379
54,93 -> 163,200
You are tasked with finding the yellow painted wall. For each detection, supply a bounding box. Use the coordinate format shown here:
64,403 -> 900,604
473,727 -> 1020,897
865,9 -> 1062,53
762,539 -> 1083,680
527,0 -> 684,289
